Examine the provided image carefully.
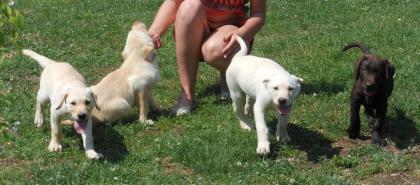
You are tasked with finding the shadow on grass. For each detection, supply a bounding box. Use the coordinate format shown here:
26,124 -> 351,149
301,82 -> 346,95
268,123 -> 342,163
387,108 -> 419,149
91,124 -> 128,163
199,83 -> 219,98
198,83 -> 232,105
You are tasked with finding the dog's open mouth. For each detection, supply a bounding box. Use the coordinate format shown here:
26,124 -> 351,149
74,120 -> 87,134
277,105 -> 291,115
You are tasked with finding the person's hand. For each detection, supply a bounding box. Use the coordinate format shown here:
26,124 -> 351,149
150,34 -> 162,49
222,32 -> 242,59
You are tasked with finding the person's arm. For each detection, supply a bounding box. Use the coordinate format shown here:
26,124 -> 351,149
148,0 -> 183,48
223,0 -> 266,58
237,0 -> 266,42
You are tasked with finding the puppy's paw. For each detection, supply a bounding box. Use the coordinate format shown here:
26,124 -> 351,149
34,115 -> 43,128
256,141 -> 270,155
86,150 -> 103,160
48,141 -> 62,152
277,134 -> 291,143
239,121 -> 253,131
141,119 -> 155,126
347,126 -> 360,139
372,134 -> 386,147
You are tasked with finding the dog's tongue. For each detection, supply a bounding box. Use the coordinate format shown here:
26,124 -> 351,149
74,121 -> 87,134
277,106 -> 291,115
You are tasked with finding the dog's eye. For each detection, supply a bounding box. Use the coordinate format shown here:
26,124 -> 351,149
273,87 -> 278,90
85,100 -> 91,105
288,87 -> 294,91
70,102 -> 76,105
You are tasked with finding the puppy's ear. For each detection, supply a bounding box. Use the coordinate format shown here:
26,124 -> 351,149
383,59 -> 395,79
55,94 -> 68,110
132,21 -> 147,31
122,39 -> 130,60
291,75 -> 304,84
355,56 -> 367,80
143,45 -> 156,62
87,88 -> 100,111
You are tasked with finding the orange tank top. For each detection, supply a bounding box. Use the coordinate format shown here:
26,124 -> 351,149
201,0 -> 249,16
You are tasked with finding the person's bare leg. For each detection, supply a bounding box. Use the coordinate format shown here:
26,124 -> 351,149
173,0 -> 209,113
202,25 -> 240,100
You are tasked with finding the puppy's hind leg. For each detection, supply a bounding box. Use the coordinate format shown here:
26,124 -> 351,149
231,92 -> 253,131
244,96 -> 254,117
276,113 -> 291,143
138,88 -> 154,125
34,90 -> 48,128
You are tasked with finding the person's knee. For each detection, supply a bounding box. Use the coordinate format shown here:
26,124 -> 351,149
177,0 -> 204,21
202,40 -> 224,64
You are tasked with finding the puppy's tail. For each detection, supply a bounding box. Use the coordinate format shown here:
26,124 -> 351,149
234,36 -> 248,57
22,49 -> 56,68
342,42 -> 371,55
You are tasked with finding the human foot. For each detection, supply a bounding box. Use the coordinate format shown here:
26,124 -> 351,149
171,93 -> 196,116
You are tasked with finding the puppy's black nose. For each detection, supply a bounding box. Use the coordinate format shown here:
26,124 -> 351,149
365,83 -> 375,90
278,98 -> 287,105
78,113 -> 87,120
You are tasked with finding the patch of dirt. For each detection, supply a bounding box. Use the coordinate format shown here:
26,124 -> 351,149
136,127 -> 162,137
1,51 -> 17,60
173,124 -> 186,136
161,156 -> 195,176
332,136 -> 405,156
334,138 -> 420,185
0,156 -> 28,167
360,170 -> 420,185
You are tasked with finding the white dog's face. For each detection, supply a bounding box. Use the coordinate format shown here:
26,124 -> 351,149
122,21 -> 156,62
57,88 -> 97,134
263,75 -> 303,115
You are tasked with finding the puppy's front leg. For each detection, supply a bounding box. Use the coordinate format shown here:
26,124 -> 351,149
372,104 -> 387,146
82,119 -> 103,159
254,101 -> 270,155
348,96 -> 362,139
365,106 -> 375,129
48,110 -> 62,152
138,89 -> 154,125
276,113 -> 290,143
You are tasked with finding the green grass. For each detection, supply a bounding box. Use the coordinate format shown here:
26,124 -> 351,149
1,0 -> 420,184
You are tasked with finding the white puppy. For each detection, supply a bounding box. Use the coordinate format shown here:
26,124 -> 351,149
226,36 -> 303,155
23,49 -> 102,159
91,21 -> 160,125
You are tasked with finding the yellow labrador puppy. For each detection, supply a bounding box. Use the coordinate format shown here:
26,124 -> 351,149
91,21 -> 160,125
23,49 -> 102,159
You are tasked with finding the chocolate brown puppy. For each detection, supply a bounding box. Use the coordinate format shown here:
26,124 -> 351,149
343,43 -> 395,146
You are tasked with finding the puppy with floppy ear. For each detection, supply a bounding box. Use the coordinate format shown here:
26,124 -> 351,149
23,49 -> 103,160
343,42 -> 395,146
226,35 -> 303,155
91,21 -> 160,125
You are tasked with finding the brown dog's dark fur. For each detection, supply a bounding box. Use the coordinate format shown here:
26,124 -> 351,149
343,42 -> 395,146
